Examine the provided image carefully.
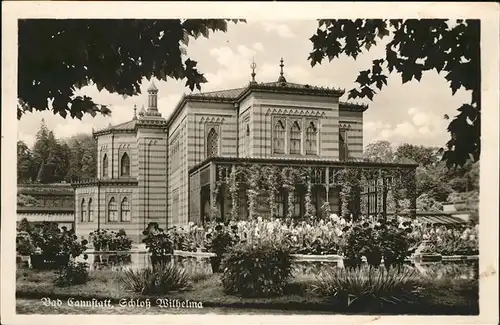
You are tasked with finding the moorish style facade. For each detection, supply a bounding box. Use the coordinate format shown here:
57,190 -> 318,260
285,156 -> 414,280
72,60 -> 418,242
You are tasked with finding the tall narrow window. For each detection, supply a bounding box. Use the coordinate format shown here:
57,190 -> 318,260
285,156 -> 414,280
88,198 -> 93,222
102,153 -> 108,178
290,121 -> 301,154
339,129 -> 349,161
306,122 -> 317,155
273,120 -> 285,154
80,199 -> 86,222
108,197 -> 118,222
120,153 -> 130,176
120,197 -> 131,222
207,127 -> 219,158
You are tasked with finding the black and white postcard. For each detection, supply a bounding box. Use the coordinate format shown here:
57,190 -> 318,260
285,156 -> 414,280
1,2 -> 499,325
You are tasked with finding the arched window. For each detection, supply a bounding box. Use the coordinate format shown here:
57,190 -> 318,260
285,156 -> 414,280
273,120 -> 285,154
339,129 -> 349,161
88,198 -> 93,222
80,198 -> 86,222
102,153 -> 108,178
120,153 -> 130,176
306,122 -> 317,155
290,121 -> 301,154
207,127 -> 219,158
108,197 -> 118,222
120,197 -> 131,222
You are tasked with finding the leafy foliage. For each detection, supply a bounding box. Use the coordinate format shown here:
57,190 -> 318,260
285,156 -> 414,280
311,266 -> 419,309
54,261 -> 90,287
89,229 -> 132,251
339,216 -> 418,268
203,221 -> 239,256
309,19 -> 480,167
120,263 -> 191,295
418,224 -> 479,255
221,239 -> 295,297
142,223 -> 174,257
20,220 -> 88,258
18,19 -> 244,119
16,231 -> 36,256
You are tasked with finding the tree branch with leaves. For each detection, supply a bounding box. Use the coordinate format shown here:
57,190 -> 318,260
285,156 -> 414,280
309,19 -> 480,168
18,19 -> 245,120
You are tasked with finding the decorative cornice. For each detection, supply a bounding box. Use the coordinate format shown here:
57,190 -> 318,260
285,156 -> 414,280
339,101 -> 369,112
199,116 -> 226,124
267,108 -> 326,117
71,178 -> 139,188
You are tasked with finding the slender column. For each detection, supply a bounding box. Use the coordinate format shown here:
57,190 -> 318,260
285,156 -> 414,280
408,168 -> 417,219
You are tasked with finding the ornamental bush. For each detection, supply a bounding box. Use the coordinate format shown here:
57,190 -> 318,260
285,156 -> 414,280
221,239 -> 294,297
54,261 -> 90,287
120,263 -> 191,295
311,266 -> 419,310
339,216 -> 418,268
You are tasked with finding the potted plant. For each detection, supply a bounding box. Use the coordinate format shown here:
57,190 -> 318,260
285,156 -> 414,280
142,223 -> 174,267
28,223 -> 88,270
89,229 -> 113,251
112,229 -> 133,264
204,222 -> 237,273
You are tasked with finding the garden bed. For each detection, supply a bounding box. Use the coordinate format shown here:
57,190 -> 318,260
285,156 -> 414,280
16,268 -> 478,315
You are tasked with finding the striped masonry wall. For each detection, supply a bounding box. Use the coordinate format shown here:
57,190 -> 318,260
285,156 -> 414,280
136,128 -> 168,230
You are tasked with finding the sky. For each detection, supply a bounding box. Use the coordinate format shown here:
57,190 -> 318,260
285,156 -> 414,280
17,19 -> 472,150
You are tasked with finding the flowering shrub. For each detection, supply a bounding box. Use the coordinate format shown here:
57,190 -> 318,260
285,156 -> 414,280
89,229 -> 113,251
54,261 -> 89,287
27,222 -> 88,258
204,221 -> 239,256
339,216 -> 419,268
417,224 -> 479,255
221,239 -> 294,297
89,229 -> 133,251
16,231 -> 36,256
168,223 -> 205,252
142,223 -> 174,257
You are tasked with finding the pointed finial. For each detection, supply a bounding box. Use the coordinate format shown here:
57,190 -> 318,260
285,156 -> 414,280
133,104 -> 137,120
147,79 -> 158,92
278,57 -> 287,83
250,58 -> 257,84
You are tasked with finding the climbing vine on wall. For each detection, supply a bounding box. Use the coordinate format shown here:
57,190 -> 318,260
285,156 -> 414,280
281,167 -> 299,219
228,165 -> 239,221
263,166 -> 280,219
247,164 -> 260,220
303,167 -> 316,219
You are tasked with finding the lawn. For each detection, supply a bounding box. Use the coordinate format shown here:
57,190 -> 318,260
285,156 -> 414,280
16,266 -> 478,315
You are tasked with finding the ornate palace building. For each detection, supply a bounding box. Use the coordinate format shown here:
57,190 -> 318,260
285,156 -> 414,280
72,60 -> 418,242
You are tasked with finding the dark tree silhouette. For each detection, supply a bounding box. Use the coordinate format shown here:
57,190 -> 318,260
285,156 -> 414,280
18,19 -> 244,119
308,19 -> 480,168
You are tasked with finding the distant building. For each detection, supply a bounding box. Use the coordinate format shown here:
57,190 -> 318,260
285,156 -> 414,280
17,183 -> 75,229
72,59 -> 418,243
